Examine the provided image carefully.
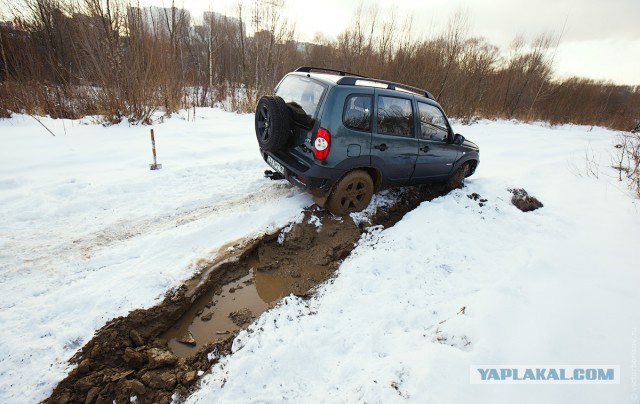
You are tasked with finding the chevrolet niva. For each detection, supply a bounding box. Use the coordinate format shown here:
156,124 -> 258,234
255,67 -> 479,215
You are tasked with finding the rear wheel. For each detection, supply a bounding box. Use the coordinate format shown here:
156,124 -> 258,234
255,95 -> 291,152
327,170 -> 374,215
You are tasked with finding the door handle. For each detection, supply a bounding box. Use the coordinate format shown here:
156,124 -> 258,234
420,145 -> 430,152
374,144 -> 388,151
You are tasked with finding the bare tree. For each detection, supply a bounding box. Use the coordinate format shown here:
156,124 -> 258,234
1,1 -> 638,129
436,10 -> 468,99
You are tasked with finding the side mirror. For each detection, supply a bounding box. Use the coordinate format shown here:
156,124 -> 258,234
453,133 -> 465,145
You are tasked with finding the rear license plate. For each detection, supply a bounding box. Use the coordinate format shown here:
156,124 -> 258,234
267,155 -> 285,175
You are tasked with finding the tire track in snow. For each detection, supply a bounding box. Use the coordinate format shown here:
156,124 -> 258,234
71,182 -> 300,259
1,182 -> 301,275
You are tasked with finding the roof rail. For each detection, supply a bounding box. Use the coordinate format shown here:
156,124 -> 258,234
337,76 -> 435,100
294,66 -> 435,100
295,66 -> 367,78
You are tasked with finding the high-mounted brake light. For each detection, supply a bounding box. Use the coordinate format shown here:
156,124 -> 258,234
313,128 -> 331,160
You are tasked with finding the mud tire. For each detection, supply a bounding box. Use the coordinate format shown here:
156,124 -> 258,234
255,95 -> 291,152
445,162 -> 470,190
327,170 -> 374,215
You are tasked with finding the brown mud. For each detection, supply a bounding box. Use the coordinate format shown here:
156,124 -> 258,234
46,185 -> 450,404
509,188 -> 544,212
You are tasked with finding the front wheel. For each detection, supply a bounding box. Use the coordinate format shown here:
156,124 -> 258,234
327,170 -> 374,215
445,162 -> 470,190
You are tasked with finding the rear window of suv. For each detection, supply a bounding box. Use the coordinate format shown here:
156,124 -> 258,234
343,95 -> 372,132
275,75 -> 326,120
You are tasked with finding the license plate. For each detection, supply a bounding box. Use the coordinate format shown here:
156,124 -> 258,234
267,155 -> 285,175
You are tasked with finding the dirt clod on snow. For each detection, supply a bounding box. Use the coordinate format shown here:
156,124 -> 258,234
509,188 -> 544,212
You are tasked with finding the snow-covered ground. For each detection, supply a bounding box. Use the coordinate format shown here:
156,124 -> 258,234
1,111 -> 638,403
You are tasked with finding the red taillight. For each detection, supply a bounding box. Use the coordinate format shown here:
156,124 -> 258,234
313,128 -> 331,160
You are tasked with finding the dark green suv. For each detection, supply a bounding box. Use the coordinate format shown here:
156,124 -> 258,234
255,67 -> 479,215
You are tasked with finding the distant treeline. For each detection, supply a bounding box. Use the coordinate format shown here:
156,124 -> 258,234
0,0 -> 638,131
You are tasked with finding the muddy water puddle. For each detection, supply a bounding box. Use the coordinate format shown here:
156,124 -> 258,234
163,255 -> 326,357
162,187 -> 447,357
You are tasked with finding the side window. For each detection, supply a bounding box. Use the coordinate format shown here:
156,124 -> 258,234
377,96 -> 414,136
343,95 -> 372,132
418,102 -> 449,142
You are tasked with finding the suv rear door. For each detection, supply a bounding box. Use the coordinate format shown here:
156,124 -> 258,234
274,74 -> 327,165
371,90 -> 420,185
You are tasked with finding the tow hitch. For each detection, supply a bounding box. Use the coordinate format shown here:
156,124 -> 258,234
264,170 -> 285,180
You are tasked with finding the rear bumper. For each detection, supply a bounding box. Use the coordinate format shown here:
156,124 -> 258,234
261,149 -> 343,192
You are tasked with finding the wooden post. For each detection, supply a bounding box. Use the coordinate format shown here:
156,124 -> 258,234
150,129 -> 162,170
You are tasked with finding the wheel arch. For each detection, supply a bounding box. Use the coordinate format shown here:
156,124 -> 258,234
328,166 -> 381,194
361,167 -> 383,192
465,158 -> 479,177
313,166 -> 381,209
452,153 -> 479,178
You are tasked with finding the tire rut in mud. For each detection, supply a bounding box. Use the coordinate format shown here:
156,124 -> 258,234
46,185 -> 450,404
